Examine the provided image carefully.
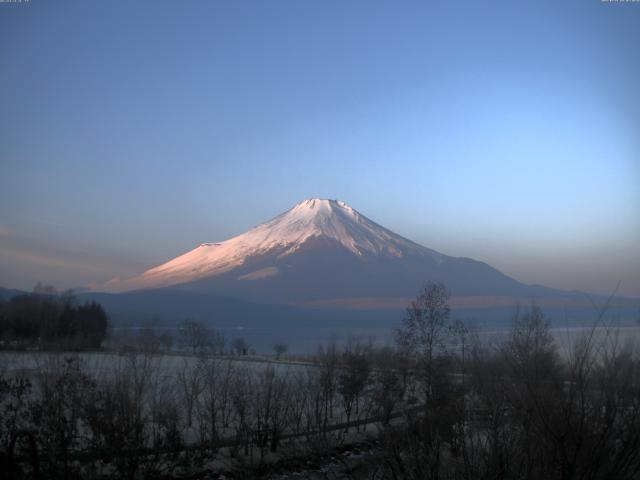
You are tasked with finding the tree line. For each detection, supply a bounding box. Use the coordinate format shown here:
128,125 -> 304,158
0,285 -> 108,350
1,282 -> 639,479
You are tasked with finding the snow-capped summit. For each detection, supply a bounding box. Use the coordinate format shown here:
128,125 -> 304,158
238,198 -> 441,259
102,198 -> 443,293
99,198 -> 548,306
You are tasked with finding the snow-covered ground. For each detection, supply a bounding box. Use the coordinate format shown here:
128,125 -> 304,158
0,351 -> 306,378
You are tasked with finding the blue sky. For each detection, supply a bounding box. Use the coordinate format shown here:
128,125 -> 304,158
0,0 -> 639,296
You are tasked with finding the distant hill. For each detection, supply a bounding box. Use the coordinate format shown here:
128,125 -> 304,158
0,287 -> 26,300
78,288 -> 398,328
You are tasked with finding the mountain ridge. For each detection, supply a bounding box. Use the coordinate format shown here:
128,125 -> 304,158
93,199 -> 634,310
99,198 -> 446,293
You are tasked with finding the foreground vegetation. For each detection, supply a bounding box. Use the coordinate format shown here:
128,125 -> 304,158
1,283 -> 639,479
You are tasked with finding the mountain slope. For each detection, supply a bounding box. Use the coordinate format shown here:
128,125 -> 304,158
97,199 -> 581,306
102,199 -> 443,292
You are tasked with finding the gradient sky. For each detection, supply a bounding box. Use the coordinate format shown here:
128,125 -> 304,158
1,0 -> 639,297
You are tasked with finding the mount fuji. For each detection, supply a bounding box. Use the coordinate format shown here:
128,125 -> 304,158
97,198 -> 572,308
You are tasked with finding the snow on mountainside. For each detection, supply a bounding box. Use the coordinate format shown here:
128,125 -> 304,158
101,199 -> 445,293
89,198 -> 637,312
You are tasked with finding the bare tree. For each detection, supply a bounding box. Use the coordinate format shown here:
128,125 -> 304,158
317,341 -> 339,435
273,343 -> 288,360
30,355 -> 94,478
210,329 -> 226,355
179,319 -> 211,355
253,365 -> 291,456
176,357 -> 204,428
396,282 -> 452,363
395,282 -> 454,403
232,337 -> 249,356
195,358 -> 236,450
229,367 -> 253,456
136,323 -> 161,354
158,332 -> 173,353
338,345 -> 370,431
372,367 -> 405,426
83,352 -> 154,479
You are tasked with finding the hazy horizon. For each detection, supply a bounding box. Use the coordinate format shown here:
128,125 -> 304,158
1,1 -> 639,297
